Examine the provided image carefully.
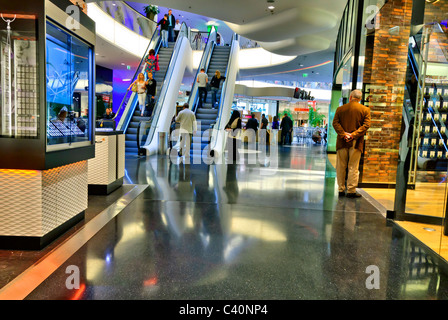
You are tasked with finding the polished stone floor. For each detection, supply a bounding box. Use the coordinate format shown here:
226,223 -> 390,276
13,145 -> 448,299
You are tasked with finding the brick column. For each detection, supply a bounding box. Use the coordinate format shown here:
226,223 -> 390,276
361,0 -> 413,184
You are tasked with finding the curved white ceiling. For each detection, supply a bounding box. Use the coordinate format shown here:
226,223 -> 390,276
86,0 -> 347,57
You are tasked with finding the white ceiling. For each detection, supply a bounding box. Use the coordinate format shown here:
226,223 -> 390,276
88,0 -> 347,85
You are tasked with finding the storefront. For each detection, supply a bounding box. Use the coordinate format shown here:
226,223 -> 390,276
331,0 -> 448,263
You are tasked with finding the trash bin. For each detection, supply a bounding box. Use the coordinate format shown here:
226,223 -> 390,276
158,132 -> 168,155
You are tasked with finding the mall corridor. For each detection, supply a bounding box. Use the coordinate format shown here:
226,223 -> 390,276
2,145 -> 448,300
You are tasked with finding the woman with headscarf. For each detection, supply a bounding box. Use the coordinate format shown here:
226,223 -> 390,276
225,110 -> 242,163
144,49 -> 158,78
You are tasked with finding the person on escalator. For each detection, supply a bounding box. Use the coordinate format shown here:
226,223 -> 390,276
158,14 -> 169,48
210,70 -> 226,108
144,49 -> 159,78
145,72 -> 157,117
196,68 -> 208,108
128,73 -> 147,117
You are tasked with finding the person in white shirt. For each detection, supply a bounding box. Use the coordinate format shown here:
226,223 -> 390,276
196,68 -> 208,108
174,19 -> 181,40
175,103 -> 197,159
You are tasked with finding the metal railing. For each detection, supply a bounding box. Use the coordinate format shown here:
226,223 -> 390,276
114,28 -> 160,131
212,33 -> 238,132
98,1 -> 157,38
188,28 -> 216,113
137,119 -> 152,155
142,22 -> 190,148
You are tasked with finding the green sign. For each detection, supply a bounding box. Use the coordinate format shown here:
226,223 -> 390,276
303,73 -> 308,78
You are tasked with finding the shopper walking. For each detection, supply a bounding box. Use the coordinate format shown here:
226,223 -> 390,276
280,112 -> 293,145
210,70 -> 226,108
226,110 -> 242,163
158,14 -> 169,48
245,113 -> 259,140
272,116 -> 279,129
260,113 -> 269,144
196,68 -> 208,108
193,32 -> 202,50
176,103 -> 197,160
128,73 -> 147,116
332,89 -> 371,198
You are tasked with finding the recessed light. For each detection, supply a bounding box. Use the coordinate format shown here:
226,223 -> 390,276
268,5 -> 275,9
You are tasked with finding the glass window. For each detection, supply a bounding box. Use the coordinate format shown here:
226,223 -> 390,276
46,20 -> 92,149
0,14 -> 39,138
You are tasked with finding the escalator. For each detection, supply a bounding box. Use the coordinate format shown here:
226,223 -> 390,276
139,24 -> 194,155
191,46 -> 231,160
124,43 -> 176,155
115,23 -> 190,156
185,32 -> 239,163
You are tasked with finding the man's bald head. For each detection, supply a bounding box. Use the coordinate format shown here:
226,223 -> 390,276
349,90 -> 362,102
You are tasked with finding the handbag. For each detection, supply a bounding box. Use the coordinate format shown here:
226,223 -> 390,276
131,83 -> 138,92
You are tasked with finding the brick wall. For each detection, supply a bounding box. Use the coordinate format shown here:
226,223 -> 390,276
361,0 -> 413,184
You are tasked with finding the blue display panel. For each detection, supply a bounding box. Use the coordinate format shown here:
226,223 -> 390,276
46,20 -> 92,148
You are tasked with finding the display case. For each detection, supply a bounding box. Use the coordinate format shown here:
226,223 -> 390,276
0,0 -> 95,170
0,0 -> 96,249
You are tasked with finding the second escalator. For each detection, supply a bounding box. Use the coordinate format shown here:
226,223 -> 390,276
191,45 -> 232,159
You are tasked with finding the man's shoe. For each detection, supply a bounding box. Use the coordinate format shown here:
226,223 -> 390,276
339,191 -> 345,197
346,192 -> 362,198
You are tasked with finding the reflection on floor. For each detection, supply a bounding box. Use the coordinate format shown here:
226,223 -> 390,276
2,145 -> 448,299
330,151 -> 448,263
364,184 -> 445,218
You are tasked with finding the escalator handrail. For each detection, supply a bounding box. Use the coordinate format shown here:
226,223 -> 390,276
113,26 -> 160,124
213,33 -> 238,133
188,28 -> 217,113
143,22 -> 190,147
137,119 -> 152,152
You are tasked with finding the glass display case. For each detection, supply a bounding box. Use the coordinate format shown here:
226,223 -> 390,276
46,20 -> 93,150
0,0 -> 96,170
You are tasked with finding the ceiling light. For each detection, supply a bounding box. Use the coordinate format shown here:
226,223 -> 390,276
268,5 -> 275,10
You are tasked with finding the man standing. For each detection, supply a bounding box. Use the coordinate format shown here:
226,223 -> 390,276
332,89 -> 371,198
176,103 -> 197,160
260,113 -> 269,144
145,72 -> 157,117
196,68 -> 208,108
174,19 -> 181,41
245,113 -> 259,142
167,9 -> 176,42
280,112 -> 293,145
